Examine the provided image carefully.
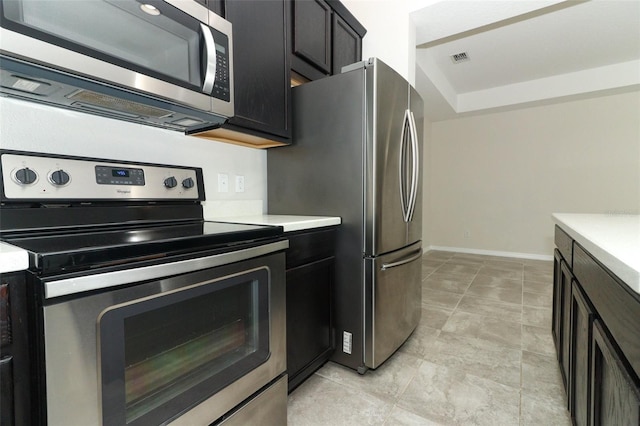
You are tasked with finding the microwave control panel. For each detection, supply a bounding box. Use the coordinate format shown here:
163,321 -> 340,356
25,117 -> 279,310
211,28 -> 230,102
0,152 -> 204,202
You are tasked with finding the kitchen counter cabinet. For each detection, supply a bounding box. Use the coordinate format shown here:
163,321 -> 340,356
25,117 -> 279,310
192,0 -> 292,147
217,216 -> 340,391
291,0 -> 365,81
285,227 -> 336,392
552,251 -> 574,392
552,221 -> 640,425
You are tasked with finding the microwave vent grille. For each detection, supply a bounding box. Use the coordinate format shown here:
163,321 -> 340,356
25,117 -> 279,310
67,90 -> 172,118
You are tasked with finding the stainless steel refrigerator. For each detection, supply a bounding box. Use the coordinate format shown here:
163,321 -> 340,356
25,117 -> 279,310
268,58 -> 423,373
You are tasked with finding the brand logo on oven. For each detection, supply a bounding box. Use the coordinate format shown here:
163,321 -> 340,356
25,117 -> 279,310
117,189 -> 131,194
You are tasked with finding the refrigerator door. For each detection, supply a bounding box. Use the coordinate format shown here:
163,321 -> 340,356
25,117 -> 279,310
406,85 -> 424,245
363,241 -> 422,369
363,59 -> 410,257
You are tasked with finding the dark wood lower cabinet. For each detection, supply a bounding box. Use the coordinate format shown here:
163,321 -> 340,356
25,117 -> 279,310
570,281 -> 595,426
552,250 -> 563,358
553,226 -> 640,426
286,257 -> 334,391
591,320 -> 640,425
560,259 -> 574,394
284,227 -> 336,392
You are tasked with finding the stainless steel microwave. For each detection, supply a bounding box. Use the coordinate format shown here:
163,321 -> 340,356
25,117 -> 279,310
0,0 -> 234,131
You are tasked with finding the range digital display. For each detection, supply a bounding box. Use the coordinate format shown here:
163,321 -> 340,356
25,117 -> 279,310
112,169 -> 130,178
96,166 -> 144,186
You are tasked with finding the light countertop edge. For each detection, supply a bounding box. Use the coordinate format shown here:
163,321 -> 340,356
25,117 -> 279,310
0,242 -> 29,274
552,213 -> 640,294
0,216 -> 341,274
218,215 -> 341,233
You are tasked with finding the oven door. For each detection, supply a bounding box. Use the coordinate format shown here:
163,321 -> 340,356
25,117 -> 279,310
40,243 -> 286,426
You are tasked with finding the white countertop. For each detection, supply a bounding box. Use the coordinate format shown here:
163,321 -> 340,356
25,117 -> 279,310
552,213 -> 640,293
0,215 -> 340,274
0,242 -> 29,273
219,215 -> 341,233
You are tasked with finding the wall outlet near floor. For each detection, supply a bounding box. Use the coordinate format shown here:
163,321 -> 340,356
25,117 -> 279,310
235,175 -> 245,193
217,173 -> 229,192
464,230 -> 471,239
342,331 -> 352,354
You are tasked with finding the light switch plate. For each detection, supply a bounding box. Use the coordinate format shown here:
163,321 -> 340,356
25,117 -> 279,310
217,173 -> 228,192
235,175 -> 245,193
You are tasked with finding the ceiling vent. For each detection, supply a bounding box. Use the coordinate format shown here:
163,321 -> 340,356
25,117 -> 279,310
450,52 -> 470,64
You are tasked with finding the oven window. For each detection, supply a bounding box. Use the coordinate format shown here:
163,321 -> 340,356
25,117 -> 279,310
99,268 -> 270,426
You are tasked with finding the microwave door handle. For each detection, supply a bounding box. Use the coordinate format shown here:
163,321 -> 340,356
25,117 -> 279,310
201,23 -> 217,94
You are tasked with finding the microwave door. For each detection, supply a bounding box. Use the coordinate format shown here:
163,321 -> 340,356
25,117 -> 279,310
0,0 -> 229,114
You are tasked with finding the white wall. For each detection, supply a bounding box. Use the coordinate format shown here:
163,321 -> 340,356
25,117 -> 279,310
0,97 -> 266,218
342,0 -> 416,85
427,90 -> 640,258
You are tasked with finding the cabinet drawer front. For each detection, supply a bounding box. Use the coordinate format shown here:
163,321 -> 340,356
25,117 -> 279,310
574,244 -> 640,379
555,225 -> 573,266
285,228 -> 337,269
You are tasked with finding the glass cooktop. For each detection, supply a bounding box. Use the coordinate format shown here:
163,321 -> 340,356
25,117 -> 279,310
2,221 -> 284,275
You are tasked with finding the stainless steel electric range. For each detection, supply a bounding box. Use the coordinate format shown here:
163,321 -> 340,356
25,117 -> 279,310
0,150 -> 288,426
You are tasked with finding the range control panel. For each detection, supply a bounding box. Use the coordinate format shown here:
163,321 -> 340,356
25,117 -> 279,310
0,152 -> 203,201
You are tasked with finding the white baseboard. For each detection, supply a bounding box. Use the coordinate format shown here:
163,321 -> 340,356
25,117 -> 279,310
425,245 -> 554,261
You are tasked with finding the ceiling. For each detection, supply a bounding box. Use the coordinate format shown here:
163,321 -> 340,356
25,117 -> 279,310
410,0 -> 640,122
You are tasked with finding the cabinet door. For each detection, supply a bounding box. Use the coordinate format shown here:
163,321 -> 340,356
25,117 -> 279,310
292,0 -> 332,74
552,249 -> 563,358
590,320 -> 640,425
570,281 -> 595,426
286,257 -> 335,391
331,13 -> 361,74
560,259 -> 574,397
224,0 -> 291,139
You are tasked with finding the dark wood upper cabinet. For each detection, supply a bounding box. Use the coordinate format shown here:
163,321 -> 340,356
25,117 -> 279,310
190,0 -> 291,148
291,0 -> 366,82
331,12 -> 361,75
191,0 -> 364,147
292,0 -> 332,75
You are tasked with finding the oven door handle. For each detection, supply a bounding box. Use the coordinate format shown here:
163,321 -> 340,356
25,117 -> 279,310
43,240 -> 289,299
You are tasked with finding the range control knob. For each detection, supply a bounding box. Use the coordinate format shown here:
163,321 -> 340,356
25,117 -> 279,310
15,167 -> 37,185
182,177 -> 195,189
164,176 -> 178,188
49,170 -> 70,186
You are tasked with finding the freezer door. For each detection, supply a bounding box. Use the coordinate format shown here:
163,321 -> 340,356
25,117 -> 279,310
364,241 -> 422,369
364,59 -> 410,256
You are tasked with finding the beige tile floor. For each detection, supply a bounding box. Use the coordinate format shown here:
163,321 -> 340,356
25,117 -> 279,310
287,250 -> 572,426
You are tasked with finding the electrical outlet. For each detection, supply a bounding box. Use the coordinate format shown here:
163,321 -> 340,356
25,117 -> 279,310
464,230 -> 471,239
342,331 -> 352,354
217,173 -> 228,192
235,175 -> 245,193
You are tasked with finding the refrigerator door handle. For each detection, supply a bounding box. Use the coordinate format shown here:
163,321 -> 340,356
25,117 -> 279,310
407,110 -> 420,222
380,248 -> 423,271
399,109 -> 411,222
